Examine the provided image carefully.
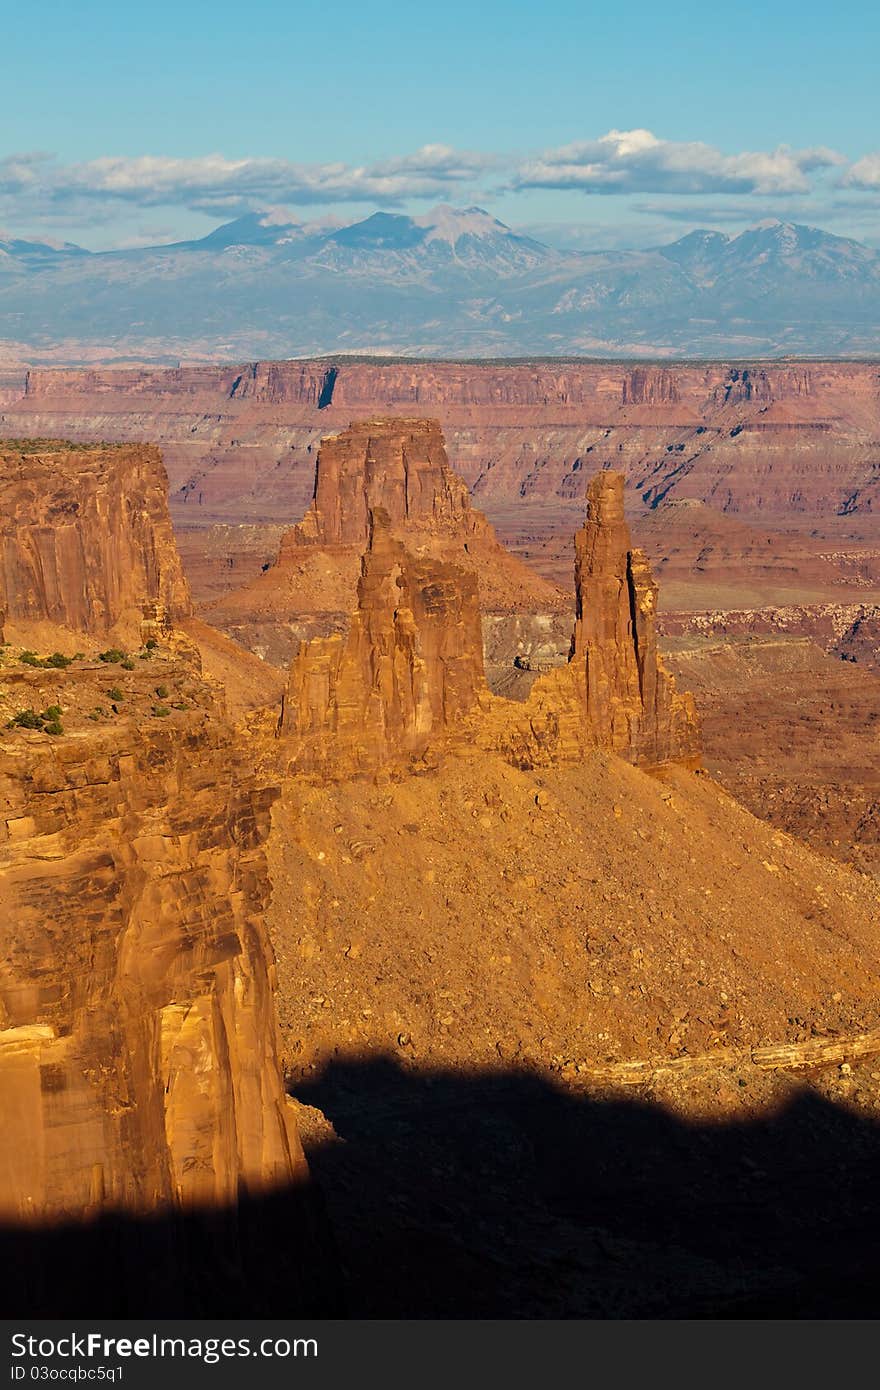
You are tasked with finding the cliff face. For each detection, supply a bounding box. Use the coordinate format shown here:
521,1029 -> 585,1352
279,508 -> 487,774
0,442 -> 191,636
291,416 -> 483,548
10,359 -> 880,527
0,692 -> 299,1223
0,440 -> 327,1312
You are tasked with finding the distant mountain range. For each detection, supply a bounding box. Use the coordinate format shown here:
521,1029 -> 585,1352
2,206 -> 880,361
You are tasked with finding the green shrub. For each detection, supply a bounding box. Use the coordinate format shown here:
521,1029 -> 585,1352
107,687 -> 124,702
171,700 -> 189,711
121,658 -> 136,670
87,712 -> 100,721
19,650 -> 41,667
152,705 -> 171,718
145,638 -> 158,650
45,652 -> 72,669
6,707 -> 63,734
7,708 -> 43,729
154,684 -> 169,699
98,649 -> 126,664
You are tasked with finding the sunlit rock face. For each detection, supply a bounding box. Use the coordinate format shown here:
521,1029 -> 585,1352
0,440 -> 326,1313
0,441 -> 191,636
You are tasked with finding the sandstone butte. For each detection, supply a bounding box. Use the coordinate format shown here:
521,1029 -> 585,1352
3,431 -> 880,1317
201,416 -> 567,668
278,464 -> 699,776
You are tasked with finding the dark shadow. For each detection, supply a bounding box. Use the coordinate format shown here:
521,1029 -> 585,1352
317,366 -> 339,409
4,1057 -> 880,1318
295,1057 -> 880,1318
0,1179 -> 344,1318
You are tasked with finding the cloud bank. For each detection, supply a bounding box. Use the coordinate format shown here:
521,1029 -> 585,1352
510,130 -> 845,196
1,130 -> 878,244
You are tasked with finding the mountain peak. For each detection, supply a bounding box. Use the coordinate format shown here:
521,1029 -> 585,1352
412,205 -> 514,245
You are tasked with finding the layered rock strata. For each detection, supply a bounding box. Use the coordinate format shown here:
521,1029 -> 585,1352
0,696 -> 300,1222
0,440 -> 324,1311
7,360 -> 880,527
279,508 -> 487,774
0,441 -> 191,637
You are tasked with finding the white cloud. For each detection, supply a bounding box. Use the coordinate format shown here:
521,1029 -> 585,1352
0,145 -> 493,223
842,154 -> 880,190
510,129 -> 845,196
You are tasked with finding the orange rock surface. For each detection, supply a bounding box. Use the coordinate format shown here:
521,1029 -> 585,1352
279,507 -> 487,775
0,441 -> 190,641
0,441 -> 319,1311
203,417 -> 565,667
279,460 -> 698,776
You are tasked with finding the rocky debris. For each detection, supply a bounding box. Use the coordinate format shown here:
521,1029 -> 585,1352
664,632 -> 880,875
270,752 -> 880,1084
0,441 -> 191,638
279,508 -> 487,774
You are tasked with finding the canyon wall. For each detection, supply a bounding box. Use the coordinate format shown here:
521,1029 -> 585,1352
0,441 -> 191,635
0,704 -> 298,1220
4,359 -> 880,526
0,441 -> 326,1313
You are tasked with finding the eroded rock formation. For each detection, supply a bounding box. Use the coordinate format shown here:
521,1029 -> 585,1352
0,441 -> 191,637
203,417 -> 566,668
280,462 -> 698,776
290,416 -> 482,548
279,508 -> 487,774
487,474 -> 699,770
571,472 -> 700,765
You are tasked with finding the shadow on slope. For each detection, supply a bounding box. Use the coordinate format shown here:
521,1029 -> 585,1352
0,1178 -> 342,1318
4,1057 -> 880,1318
294,1056 -> 880,1318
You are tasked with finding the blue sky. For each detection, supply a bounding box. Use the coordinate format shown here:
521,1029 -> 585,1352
2,0 -> 879,249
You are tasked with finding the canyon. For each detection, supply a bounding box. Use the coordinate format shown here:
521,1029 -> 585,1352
1,395 -> 879,1316
6,353 -> 874,872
